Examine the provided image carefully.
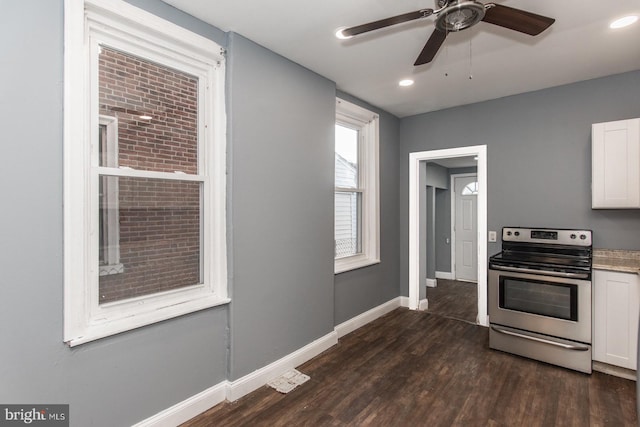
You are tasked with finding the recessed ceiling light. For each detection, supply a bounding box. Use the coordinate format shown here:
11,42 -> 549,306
399,79 -> 414,87
335,28 -> 352,40
610,15 -> 638,29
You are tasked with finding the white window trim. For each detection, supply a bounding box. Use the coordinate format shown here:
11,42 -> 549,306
63,0 -> 228,346
335,98 -> 380,274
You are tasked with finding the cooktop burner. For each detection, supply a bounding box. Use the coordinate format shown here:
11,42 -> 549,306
489,227 -> 593,276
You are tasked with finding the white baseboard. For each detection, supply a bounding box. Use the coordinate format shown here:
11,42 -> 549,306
226,331 -> 338,401
334,296 -> 403,339
132,381 -> 228,427
399,296 -> 410,307
136,296 -> 405,426
436,271 -> 454,280
426,278 -> 437,288
592,361 -> 637,381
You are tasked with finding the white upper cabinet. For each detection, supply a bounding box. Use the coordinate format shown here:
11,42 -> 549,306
592,118 -> 640,208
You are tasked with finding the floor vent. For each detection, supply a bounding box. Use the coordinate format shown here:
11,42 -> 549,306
267,369 -> 310,394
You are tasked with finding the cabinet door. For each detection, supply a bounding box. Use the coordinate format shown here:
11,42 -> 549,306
592,118 -> 640,208
593,270 -> 640,370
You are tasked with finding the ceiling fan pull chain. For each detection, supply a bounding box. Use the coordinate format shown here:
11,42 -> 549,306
469,36 -> 473,80
444,47 -> 448,76
444,31 -> 449,77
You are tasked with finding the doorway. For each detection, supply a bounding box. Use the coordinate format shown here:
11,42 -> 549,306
409,145 -> 488,326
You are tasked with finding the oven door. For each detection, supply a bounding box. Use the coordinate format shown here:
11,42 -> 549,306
488,268 -> 591,343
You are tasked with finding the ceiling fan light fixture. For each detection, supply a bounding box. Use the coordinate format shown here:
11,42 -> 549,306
435,1 -> 486,32
609,15 -> 638,29
335,27 -> 353,39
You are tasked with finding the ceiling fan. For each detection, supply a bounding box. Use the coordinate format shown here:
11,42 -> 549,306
336,0 -> 555,66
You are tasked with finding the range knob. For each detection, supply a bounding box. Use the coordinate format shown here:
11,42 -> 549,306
580,234 -> 587,240
570,234 -> 577,239
506,231 -> 512,236
514,231 -> 520,237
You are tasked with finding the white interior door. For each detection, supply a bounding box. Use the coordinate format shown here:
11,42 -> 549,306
454,175 -> 478,282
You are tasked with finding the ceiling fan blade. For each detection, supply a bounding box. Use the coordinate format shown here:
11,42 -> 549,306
340,9 -> 433,38
414,29 -> 447,66
482,4 -> 555,36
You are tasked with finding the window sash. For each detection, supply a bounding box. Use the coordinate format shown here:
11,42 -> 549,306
98,116 -> 120,271
64,0 -> 228,346
334,190 -> 362,259
334,98 -> 380,273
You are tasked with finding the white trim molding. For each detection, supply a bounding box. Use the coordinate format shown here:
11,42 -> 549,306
334,98 -> 380,274
132,382 -> 228,427
226,332 -> 338,402
135,297 -> 408,426
334,296 -> 404,338
435,271 -> 454,280
409,146 -> 488,326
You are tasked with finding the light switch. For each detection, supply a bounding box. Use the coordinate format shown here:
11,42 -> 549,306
488,231 -> 497,242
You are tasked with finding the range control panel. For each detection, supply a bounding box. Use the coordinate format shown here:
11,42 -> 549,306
502,227 -> 592,246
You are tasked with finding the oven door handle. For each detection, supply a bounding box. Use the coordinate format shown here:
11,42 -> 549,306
490,326 -> 590,351
489,264 -> 590,279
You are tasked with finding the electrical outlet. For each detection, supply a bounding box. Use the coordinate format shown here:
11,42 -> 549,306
488,231 -> 497,242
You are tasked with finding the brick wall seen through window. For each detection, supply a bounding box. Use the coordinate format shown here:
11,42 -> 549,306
98,46 -> 201,303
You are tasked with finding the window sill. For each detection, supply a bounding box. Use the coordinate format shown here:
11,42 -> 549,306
65,295 -> 230,347
335,255 -> 380,274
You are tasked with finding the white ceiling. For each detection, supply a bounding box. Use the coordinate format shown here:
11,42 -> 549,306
162,0 -> 640,118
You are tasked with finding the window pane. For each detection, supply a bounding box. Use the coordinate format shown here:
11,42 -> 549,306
99,176 -> 202,304
334,191 -> 361,258
335,124 -> 358,188
461,182 -> 479,195
98,46 -> 198,174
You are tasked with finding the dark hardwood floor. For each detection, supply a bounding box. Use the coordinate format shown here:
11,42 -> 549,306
182,308 -> 637,426
426,279 -> 477,324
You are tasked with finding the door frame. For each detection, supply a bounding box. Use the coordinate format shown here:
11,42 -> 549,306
451,172 -> 478,281
409,145 -> 488,326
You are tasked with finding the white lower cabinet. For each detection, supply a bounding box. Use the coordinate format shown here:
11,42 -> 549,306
593,270 -> 640,370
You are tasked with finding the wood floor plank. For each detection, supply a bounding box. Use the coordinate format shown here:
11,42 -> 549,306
182,308 -> 637,427
427,279 -> 477,323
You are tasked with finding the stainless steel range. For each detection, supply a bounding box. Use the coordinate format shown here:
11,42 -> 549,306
488,227 -> 593,373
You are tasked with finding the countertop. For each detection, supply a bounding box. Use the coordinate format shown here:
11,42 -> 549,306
592,249 -> 640,274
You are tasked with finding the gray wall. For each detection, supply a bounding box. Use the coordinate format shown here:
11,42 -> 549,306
425,162 -> 448,279
426,162 -> 449,189
0,2 -> 229,426
226,32 -> 336,380
435,188 -> 450,272
333,92 -> 401,325
1,2 -> 401,425
400,70 -> 640,295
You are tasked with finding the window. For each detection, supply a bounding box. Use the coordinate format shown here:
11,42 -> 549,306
335,99 -> 380,273
64,0 -> 228,346
461,181 -> 479,195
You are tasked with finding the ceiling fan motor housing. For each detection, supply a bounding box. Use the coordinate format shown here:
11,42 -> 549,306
436,0 -> 487,32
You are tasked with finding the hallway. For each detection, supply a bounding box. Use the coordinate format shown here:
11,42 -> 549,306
426,279 -> 477,324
